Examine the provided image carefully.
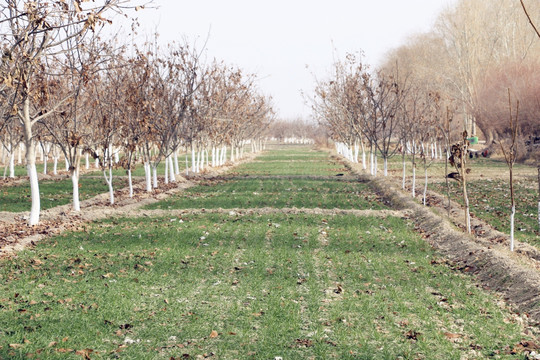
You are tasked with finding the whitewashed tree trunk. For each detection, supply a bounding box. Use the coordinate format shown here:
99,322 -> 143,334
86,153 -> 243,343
230,145 -> 235,162
85,152 -> 89,170
168,156 -> 175,182
128,169 -> 133,198
65,155 -> 69,171
510,204 -> 515,252
200,150 -> 204,171
222,146 -> 227,165
361,141 -> 366,170
71,171 -> 80,211
152,165 -> 158,188
354,142 -> 359,163
53,156 -> 58,175
164,157 -> 169,185
185,155 -> 189,175
370,150 -> 374,175
103,168 -> 114,205
22,97 -> 40,226
43,153 -> 48,175
374,154 -> 378,177
9,151 -> 15,178
18,143 -> 22,164
191,148 -> 196,173
212,147 -> 216,167
174,150 -> 180,175
144,162 -> 152,192
383,157 -> 388,176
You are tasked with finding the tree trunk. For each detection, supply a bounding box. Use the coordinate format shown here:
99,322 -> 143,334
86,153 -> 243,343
169,156 -> 175,182
510,165 -> 515,251
461,152 -> 471,234
9,151 -> 15,178
85,152 -> 89,170
18,143 -> 22,164
423,165 -> 428,206
185,154 -> 189,175
370,149 -> 374,175
128,168 -> 133,198
174,149 -> 180,175
71,171 -> 80,212
402,152 -> 406,190
145,162 -> 152,192
43,153 -> 48,175
361,140 -> 366,169
103,167 -> 114,205
164,157 -> 169,185
23,98 -> 40,226
383,157 -> 388,176
412,164 -> 416,198
152,165 -> 158,188
191,147 -> 196,173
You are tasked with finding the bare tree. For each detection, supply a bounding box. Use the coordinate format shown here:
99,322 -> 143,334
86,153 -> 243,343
0,0 -> 140,225
498,90 -> 520,251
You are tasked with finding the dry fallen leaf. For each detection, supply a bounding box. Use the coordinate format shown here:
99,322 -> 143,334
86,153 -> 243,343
209,330 -> 218,338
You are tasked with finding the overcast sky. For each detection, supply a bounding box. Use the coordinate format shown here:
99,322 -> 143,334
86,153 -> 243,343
119,0 -> 457,119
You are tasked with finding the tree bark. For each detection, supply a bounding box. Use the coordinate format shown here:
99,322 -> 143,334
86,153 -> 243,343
71,171 -> 80,212
22,97 -> 40,226
128,169 -> 133,198
169,156 -> 175,182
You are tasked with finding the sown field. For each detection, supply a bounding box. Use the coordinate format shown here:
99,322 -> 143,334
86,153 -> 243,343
0,145 -> 538,359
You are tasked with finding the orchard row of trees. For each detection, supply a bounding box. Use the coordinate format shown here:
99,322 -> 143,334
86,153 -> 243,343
311,53 -> 448,202
312,0 -> 540,246
0,1 -> 273,226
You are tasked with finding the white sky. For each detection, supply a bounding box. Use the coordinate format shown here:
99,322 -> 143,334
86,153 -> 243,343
117,0 -> 457,119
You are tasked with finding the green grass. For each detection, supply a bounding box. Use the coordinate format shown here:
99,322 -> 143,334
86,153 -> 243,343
233,161 -> 347,176
0,214 -> 533,359
145,178 -> 388,210
0,177 -> 128,212
1,145 -> 536,359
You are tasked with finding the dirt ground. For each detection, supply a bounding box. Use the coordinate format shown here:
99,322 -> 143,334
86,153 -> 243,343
3,150 -> 540,326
